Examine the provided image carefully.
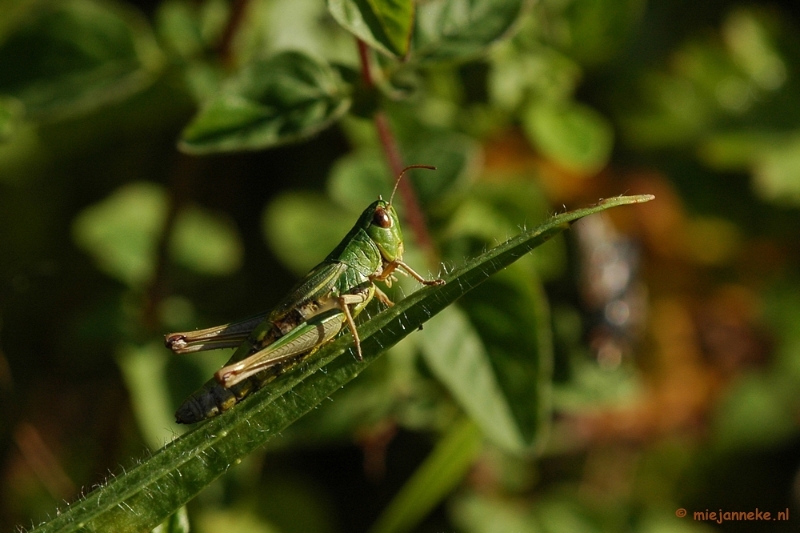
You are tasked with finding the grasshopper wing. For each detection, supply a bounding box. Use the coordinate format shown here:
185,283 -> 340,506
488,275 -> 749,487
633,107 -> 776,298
268,261 -> 349,321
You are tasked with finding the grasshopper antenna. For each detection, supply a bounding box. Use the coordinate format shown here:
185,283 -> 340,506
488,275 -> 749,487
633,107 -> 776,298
389,165 -> 436,205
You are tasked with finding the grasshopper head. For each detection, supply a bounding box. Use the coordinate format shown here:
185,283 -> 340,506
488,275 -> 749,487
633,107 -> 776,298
364,199 -> 404,262
362,165 -> 436,263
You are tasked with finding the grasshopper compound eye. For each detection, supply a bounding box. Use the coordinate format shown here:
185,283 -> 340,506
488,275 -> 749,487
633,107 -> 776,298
372,207 -> 392,228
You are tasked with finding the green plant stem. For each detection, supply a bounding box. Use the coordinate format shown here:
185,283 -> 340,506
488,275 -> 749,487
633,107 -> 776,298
369,418 -> 483,533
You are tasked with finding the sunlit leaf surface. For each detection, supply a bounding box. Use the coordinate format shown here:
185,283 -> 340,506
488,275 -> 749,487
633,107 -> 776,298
180,51 -> 351,153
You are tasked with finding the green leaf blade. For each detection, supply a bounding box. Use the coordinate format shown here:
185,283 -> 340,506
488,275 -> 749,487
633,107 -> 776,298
72,183 -> 243,287
370,418 -> 483,533
421,306 -> 526,451
523,101 -> 615,174
180,51 -> 351,154
413,0 -> 527,64
32,195 -> 653,533
0,96 -> 24,142
425,267 -> 552,453
0,0 -> 162,120
327,0 -> 414,58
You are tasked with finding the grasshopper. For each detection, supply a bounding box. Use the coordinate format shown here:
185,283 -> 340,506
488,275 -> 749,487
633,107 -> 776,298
166,165 -> 445,424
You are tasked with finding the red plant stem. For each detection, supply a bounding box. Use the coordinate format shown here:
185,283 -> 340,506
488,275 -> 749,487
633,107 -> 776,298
13,422 -> 76,501
357,39 -> 374,88
356,39 -> 438,263
374,112 -> 437,258
217,0 -> 249,67
142,154 -> 200,330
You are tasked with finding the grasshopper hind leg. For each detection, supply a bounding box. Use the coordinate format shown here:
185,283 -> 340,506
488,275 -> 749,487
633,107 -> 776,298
174,324 -> 282,423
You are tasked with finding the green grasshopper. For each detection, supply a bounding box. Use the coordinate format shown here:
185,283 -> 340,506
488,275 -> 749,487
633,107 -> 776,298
166,165 -> 445,424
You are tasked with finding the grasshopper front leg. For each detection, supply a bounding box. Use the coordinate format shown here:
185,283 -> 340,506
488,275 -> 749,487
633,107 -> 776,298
374,261 -> 445,287
397,260 -> 445,286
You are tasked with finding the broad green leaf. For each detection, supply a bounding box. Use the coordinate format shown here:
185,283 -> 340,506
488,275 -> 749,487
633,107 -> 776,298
155,0 -> 227,103
0,0 -> 162,120
72,182 -> 243,287
711,373 -> 798,452
369,418 -> 483,533
752,135 -> 800,206
458,268 -> 552,451
0,96 -> 24,142
489,44 -> 581,112
422,307 -> 521,447
172,207 -> 243,276
32,195 -> 652,533
403,130 -> 481,209
326,131 -> 479,213
420,267 -> 550,453
180,51 -> 351,153
327,151 -> 391,212
156,0 -> 207,60
444,179 -> 564,281
327,0 -> 414,58
268,0 -> 357,65
72,182 -> 167,287
155,0 -> 229,60
561,0 -> 645,66
523,101 -> 614,174
263,192 -> 356,275
412,0 -> 527,64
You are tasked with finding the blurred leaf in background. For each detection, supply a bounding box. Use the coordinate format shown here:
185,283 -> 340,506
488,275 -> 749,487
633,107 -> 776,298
73,181 -> 242,287
180,51 -> 352,153
0,0 -> 163,120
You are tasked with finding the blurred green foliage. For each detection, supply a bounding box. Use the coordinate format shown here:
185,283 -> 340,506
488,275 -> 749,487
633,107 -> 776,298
2,0 -> 800,532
